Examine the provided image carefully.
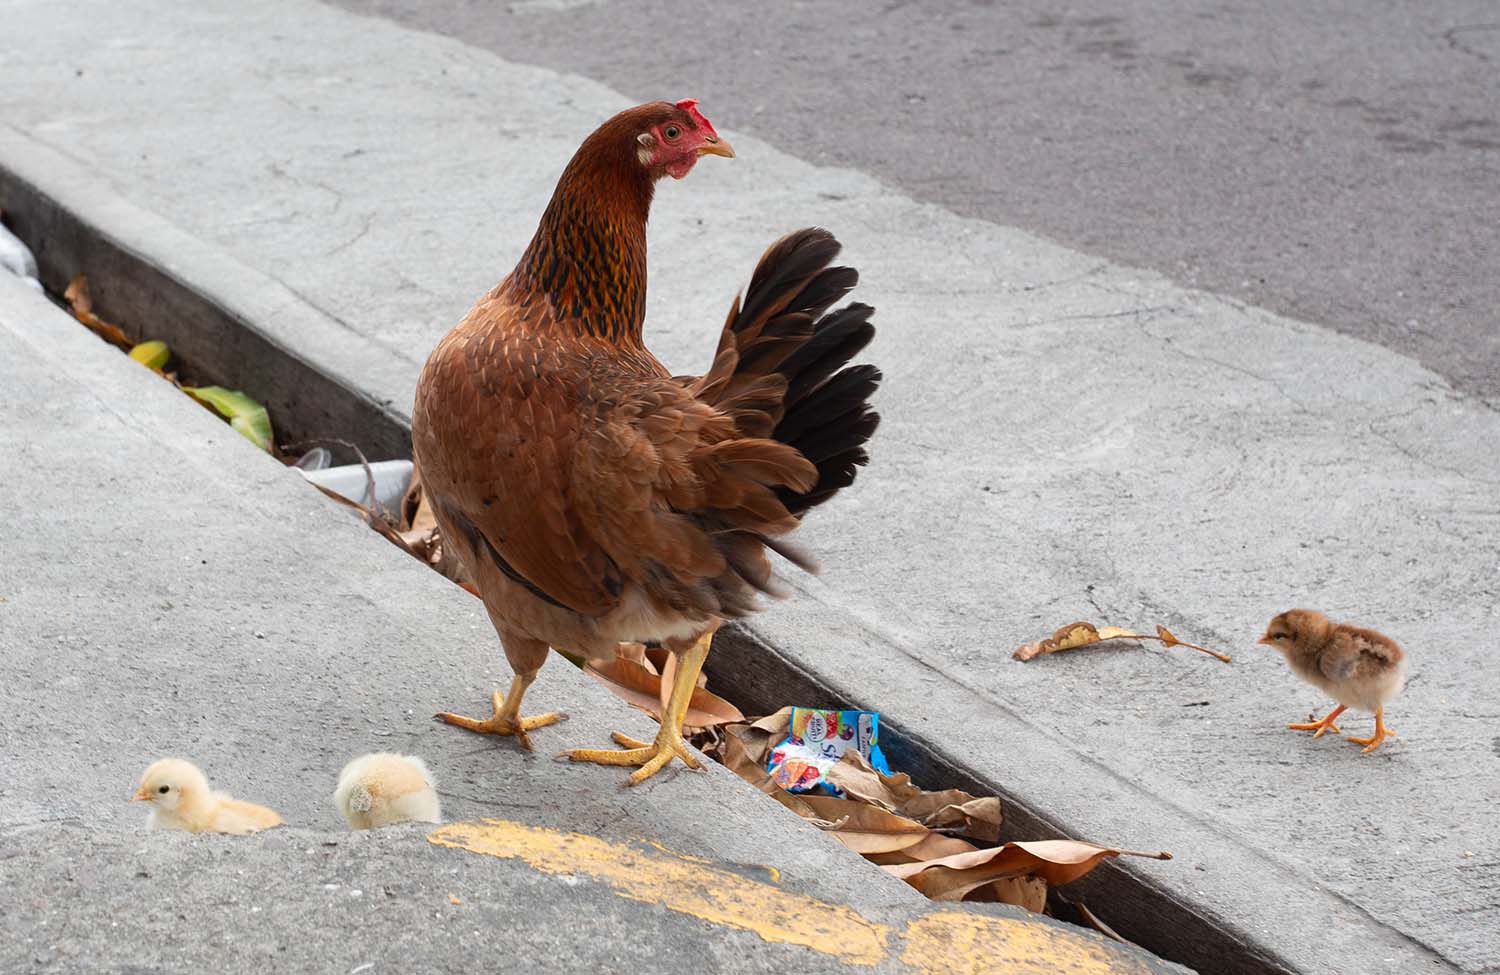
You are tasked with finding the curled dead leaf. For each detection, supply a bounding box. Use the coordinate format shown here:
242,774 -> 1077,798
773,792 -> 930,855
1013,620 -> 1231,663
824,751 -> 1002,843
583,657 -> 743,730
883,839 -> 1167,902
63,274 -> 131,349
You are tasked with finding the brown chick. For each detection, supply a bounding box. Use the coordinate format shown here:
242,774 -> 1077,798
132,758 -> 284,834
1258,609 -> 1408,753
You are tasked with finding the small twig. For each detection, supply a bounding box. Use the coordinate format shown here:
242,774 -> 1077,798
284,437 -> 386,521
1116,848 -> 1173,860
1109,633 -> 1231,663
1074,901 -> 1137,947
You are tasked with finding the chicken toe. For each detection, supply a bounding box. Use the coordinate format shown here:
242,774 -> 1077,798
1345,707 -> 1396,753
562,725 -> 704,785
1287,704 -> 1346,738
436,675 -> 566,750
561,631 -> 711,785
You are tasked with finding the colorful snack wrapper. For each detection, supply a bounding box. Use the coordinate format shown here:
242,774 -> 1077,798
767,708 -> 891,794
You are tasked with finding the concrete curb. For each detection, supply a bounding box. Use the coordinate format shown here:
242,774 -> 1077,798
0,125 -> 413,462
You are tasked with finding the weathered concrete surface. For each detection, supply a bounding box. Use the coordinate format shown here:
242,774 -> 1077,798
0,1 -> 1495,972
338,0 -> 1500,405
0,276 -> 1183,975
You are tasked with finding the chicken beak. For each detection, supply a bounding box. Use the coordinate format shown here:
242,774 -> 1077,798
1256,635 -> 1272,646
697,134 -> 735,159
131,788 -> 151,802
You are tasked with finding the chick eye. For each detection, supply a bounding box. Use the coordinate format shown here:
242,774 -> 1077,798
663,124 -> 681,140
158,785 -> 170,794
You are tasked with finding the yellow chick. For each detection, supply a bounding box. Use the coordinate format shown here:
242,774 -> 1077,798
132,758 -> 285,833
1258,609 -> 1408,752
332,753 -> 442,829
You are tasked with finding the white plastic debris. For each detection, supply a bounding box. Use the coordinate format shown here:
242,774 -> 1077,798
299,459 -> 413,515
0,220 -> 43,290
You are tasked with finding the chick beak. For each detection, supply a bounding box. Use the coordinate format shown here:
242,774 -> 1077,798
1256,635 -> 1273,646
697,134 -> 735,158
131,788 -> 151,802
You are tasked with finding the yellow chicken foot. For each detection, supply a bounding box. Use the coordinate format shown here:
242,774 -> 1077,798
563,631 -> 711,785
1287,704 -> 1346,738
1345,707 -> 1396,753
435,673 -> 566,750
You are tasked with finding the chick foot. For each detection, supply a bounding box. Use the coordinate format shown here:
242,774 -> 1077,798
562,726 -> 703,785
1287,704 -> 1346,738
436,682 -> 566,751
1345,708 -> 1396,753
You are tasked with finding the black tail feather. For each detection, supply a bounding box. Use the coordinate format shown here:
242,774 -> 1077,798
726,229 -> 881,520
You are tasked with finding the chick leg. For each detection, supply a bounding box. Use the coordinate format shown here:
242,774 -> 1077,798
562,629 -> 711,786
1288,704 -> 1346,738
1345,707 -> 1396,753
435,671 -> 566,750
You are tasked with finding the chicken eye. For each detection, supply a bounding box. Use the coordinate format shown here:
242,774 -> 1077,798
663,124 -> 681,141
158,785 -> 170,794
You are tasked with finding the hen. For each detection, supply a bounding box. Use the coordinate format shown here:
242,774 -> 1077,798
412,100 -> 880,784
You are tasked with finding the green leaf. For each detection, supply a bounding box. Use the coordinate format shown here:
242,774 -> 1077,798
127,340 -> 170,370
183,385 -> 274,452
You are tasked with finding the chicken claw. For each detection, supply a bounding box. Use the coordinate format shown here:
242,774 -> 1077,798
562,726 -> 704,786
436,676 -> 566,751
561,630 -> 712,785
1287,704 -> 1347,738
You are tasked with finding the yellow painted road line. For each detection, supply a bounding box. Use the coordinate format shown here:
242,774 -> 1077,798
901,912 -> 1157,975
429,819 -> 1158,974
430,818 -> 890,965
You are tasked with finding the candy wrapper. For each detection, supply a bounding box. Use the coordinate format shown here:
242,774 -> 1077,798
767,707 -> 891,794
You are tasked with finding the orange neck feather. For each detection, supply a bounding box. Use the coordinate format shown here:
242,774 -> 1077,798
510,116 -> 655,344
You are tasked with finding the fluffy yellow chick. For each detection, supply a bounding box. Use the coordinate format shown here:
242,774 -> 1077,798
132,758 -> 285,833
332,753 -> 442,829
1258,609 -> 1408,752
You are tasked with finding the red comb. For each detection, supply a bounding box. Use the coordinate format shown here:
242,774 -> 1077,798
674,98 -> 718,137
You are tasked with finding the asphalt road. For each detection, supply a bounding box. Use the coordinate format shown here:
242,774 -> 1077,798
332,0 -> 1500,405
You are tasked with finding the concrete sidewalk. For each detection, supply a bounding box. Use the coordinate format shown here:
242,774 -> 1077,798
0,276 -> 1178,974
0,1 -> 1496,972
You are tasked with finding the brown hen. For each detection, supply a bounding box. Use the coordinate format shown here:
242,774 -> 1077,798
412,100 -> 880,784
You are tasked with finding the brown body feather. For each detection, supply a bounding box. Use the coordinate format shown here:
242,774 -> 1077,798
412,103 -> 879,667
1261,609 -> 1408,713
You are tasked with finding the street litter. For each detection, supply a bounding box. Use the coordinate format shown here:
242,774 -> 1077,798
766,707 -> 890,794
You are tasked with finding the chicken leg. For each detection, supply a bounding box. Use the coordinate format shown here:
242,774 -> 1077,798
1287,704 -> 1346,738
1345,706 -> 1396,753
435,671 -> 566,751
563,630 -> 711,785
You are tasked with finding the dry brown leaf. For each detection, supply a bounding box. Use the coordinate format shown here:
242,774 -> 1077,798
773,793 -> 931,855
613,641 -> 657,675
714,710 -> 792,794
884,839 -> 1169,902
864,832 -> 980,866
824,751 -> 1002,843
64,274 -> 132,349
969,875 -> 1049,912
1013,619 -> 1231,663
584,657 -> 744,730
